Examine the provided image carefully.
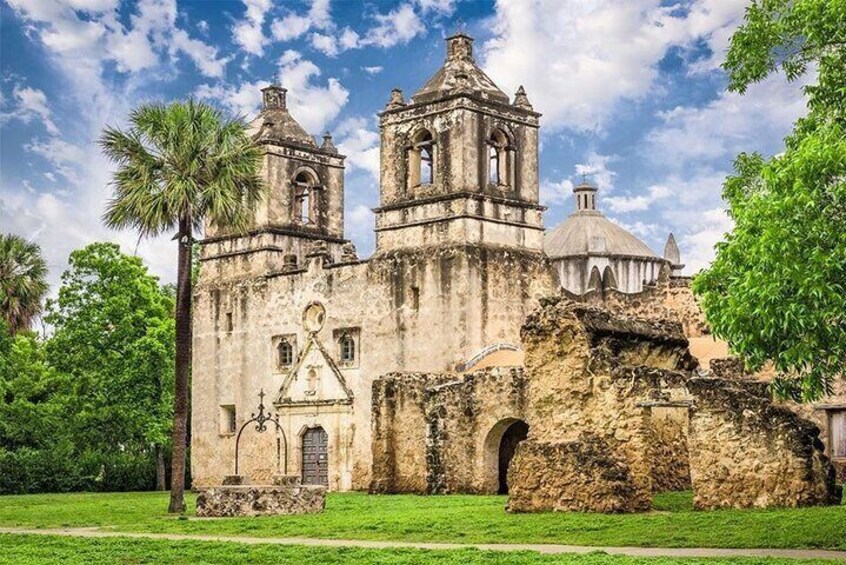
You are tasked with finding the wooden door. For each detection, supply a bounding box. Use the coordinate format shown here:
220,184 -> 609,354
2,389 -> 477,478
302,427 -> 329,486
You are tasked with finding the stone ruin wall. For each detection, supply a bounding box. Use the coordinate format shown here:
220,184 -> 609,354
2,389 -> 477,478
508,299 -> 841,512
687,377 -> 842,509
572,275 -> 708,338
370,367 -> 529,494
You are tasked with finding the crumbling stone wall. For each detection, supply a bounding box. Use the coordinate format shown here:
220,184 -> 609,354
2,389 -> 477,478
508,298 -> 840,512
506,433 -> 649,513
506,298 -> 696,512
370,367 -> 529,494
688,377 -> 842,509
572,275 -> 708,338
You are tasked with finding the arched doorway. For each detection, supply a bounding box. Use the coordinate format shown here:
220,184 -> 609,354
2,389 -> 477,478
497,420 -> 529,494
302,427 -> 328,486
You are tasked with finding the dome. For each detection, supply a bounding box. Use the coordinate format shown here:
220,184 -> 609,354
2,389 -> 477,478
544,211 -> 659,260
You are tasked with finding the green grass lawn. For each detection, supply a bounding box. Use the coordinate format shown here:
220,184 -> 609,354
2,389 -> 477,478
0,491 -> 844,551
0,534 -> 840,565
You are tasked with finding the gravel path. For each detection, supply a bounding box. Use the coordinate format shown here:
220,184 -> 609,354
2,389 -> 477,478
2,527 -> 845,561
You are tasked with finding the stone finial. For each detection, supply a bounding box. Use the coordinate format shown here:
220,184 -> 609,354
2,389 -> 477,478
321,132 -> 337,154
663,233 -> 685,276
262,84 -> 287,110
341,242 -> 358,262
385,88 -> 406,110
513,85 -> 533,110
446,32 -> 474,62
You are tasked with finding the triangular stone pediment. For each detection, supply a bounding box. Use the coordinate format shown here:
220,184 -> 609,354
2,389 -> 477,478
274,333 -> 353,407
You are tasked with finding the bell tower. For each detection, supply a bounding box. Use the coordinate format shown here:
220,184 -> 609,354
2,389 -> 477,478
375,33 -> 544,253
202,85 -> 351,278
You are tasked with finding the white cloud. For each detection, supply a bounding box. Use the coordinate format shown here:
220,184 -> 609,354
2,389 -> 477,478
347,203 -> 374,240
604,184 -> 670,213
335,117 -> 380,180
574,152 -> 616,192
646,74 -> 810,169
539,178 -> 574,206
1,86 -> 60,135
414,0 -> 457,15
195,81 -> 268,119
270,0 -> 332,42
8,0 -> 229,82
196,51 -> 349,135
232,0 -> 272,56
675,207 -> 733,273
481,0 -> 749,131
362,65 -> 383,75
277,50 -> 349,133
363,3 -> 424,48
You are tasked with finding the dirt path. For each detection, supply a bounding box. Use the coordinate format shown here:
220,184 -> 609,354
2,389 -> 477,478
1,527 -> 845,561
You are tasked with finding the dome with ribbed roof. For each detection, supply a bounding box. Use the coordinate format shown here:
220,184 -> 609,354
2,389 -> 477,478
544,212 -> 659,259
544,181 -> 659,259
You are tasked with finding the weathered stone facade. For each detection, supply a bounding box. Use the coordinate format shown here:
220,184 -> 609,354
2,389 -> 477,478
192,34 -> 554,491
192,31 -> 846,502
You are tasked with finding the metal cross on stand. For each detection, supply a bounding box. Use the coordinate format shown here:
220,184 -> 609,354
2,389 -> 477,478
233,389 -> 286,475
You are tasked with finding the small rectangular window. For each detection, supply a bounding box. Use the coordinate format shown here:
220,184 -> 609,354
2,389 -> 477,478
220,405 -> 236,435
831,410 -> 846,458
225,312 -> 233,332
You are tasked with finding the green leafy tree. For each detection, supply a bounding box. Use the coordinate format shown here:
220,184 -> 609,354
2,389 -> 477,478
45,243 -> 175,488
100,100 -> 264,512
693,0 -> 846,400
0,234 -> 48,335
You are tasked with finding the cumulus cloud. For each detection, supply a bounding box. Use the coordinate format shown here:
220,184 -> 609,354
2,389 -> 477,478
196,51 -> 349,135
1,86 -> 60,135
481,0 -> 748,132
645,74 -> 810,170
363,3 -> 424,48
232,0 -> 272,56
270,0 -> 332,42
539,178 -> 574,206
604,184 -> 670,213
335,117 -> 380,180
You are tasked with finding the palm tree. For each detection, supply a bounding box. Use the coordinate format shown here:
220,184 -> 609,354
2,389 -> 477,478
0,234 -> 49,335
100,100 -> 264,513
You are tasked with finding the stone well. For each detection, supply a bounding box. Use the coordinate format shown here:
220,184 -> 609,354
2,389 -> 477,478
196,475 -> 326,517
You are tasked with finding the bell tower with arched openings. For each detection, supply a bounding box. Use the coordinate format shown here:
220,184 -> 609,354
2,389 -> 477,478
203,85 -> 350,276
375,33 -> 544,253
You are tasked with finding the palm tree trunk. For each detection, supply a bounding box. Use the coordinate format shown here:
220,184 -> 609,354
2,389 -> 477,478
168,216 -> 193,513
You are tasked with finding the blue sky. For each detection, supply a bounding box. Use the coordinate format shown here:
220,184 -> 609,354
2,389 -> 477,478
0,0 -> 809,289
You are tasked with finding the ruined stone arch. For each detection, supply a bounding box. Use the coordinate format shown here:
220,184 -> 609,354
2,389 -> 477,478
483,417 -> 530,494
407,128 -> 436,190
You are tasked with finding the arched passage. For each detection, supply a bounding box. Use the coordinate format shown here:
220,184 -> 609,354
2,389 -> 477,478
497,420 -> 529,494
483,417 -> 530,494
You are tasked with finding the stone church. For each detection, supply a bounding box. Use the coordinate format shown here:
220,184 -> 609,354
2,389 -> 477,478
191,33 -> 846,497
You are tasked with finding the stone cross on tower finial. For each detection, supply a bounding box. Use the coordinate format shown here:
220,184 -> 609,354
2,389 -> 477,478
262,84 -> 287,110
